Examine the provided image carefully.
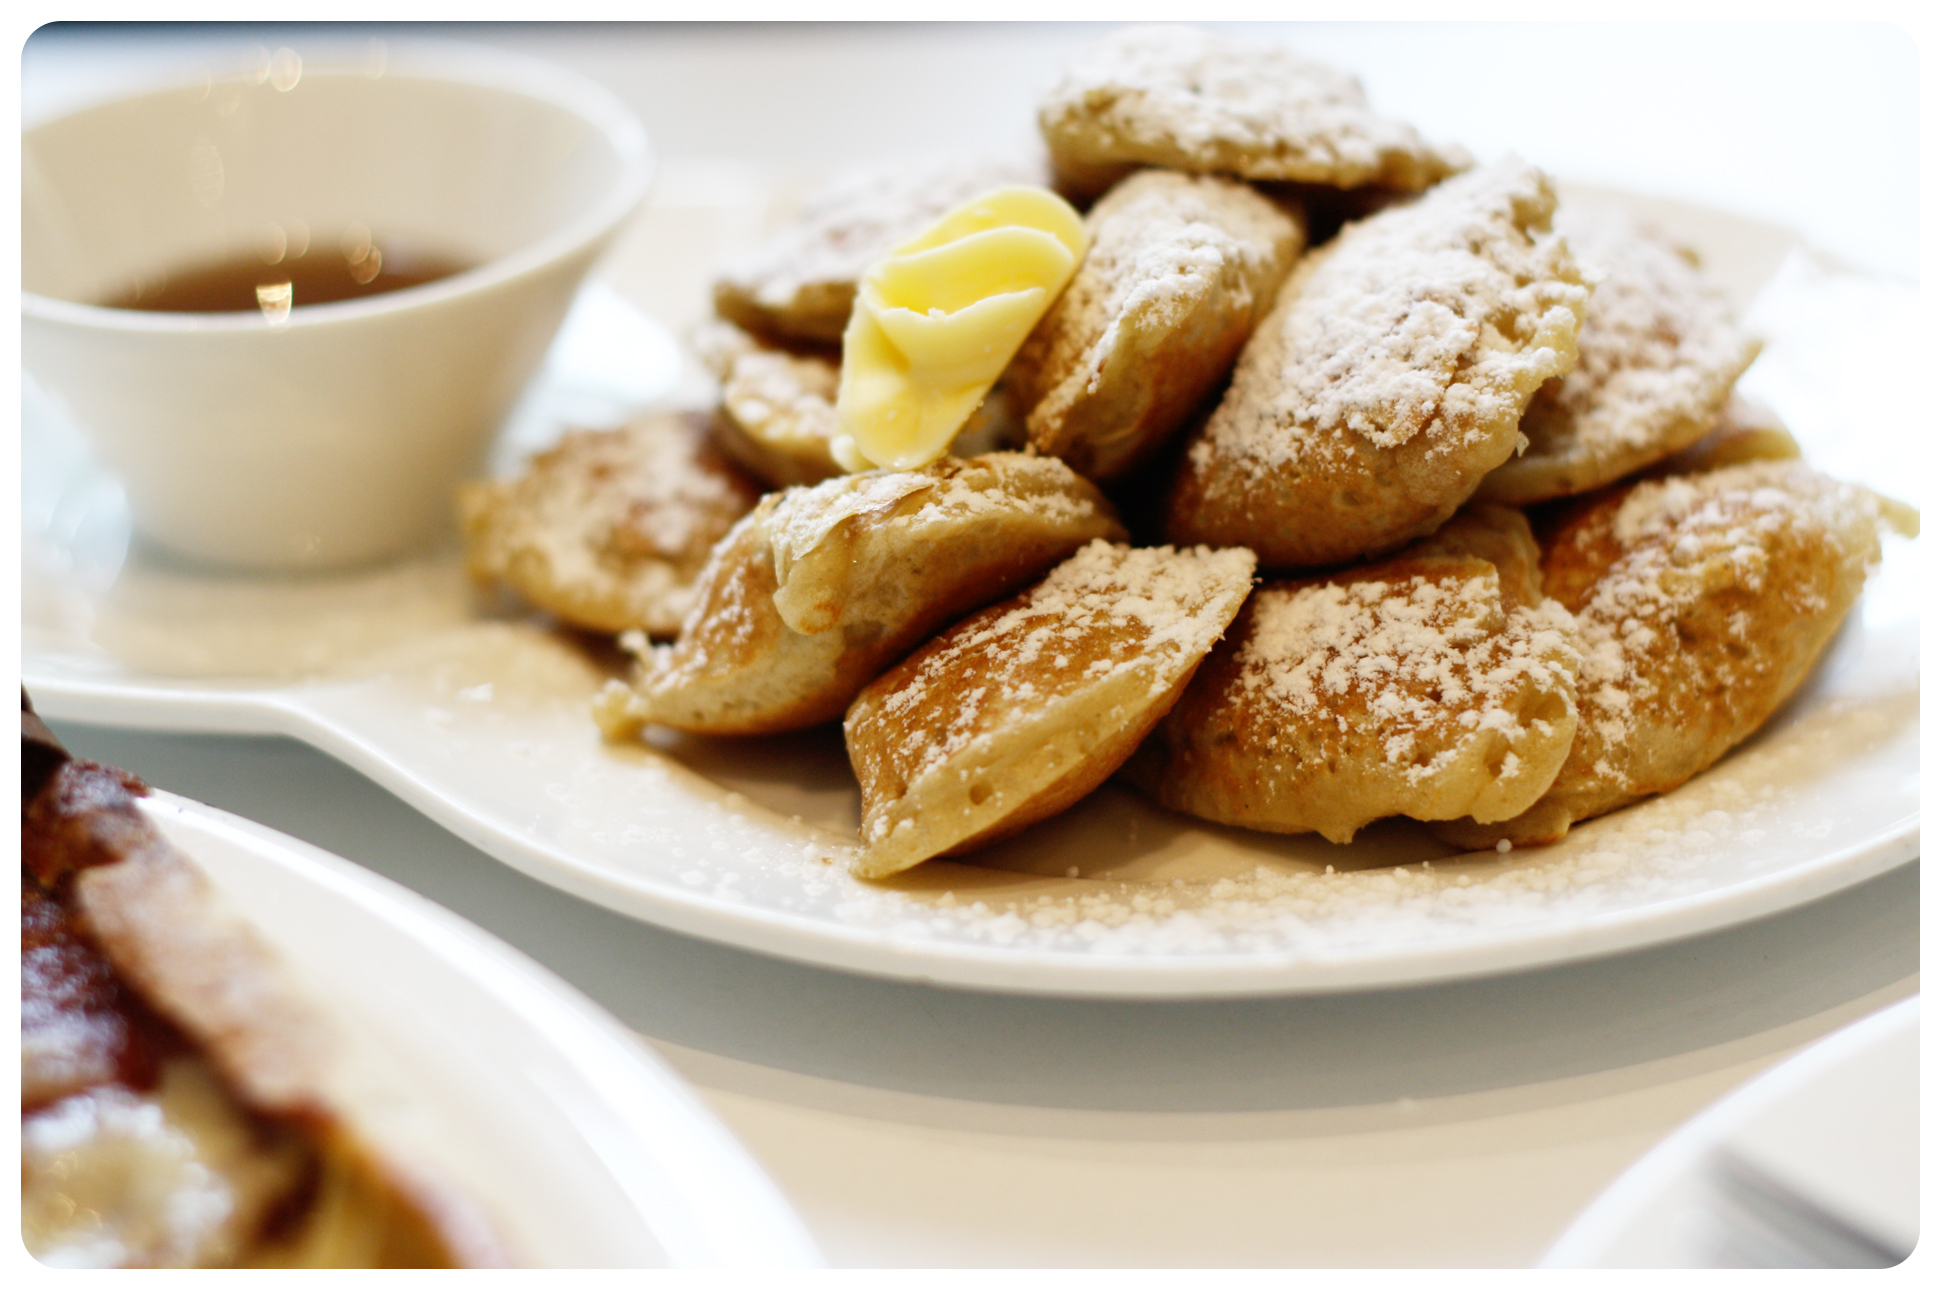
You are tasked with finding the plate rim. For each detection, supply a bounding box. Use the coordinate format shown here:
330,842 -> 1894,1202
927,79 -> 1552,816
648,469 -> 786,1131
33,676 -> 1918,999
1538,994 -> 1920,1267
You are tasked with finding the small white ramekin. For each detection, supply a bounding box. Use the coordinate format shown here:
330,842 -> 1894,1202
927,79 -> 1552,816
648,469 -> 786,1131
23,42 -> 653,571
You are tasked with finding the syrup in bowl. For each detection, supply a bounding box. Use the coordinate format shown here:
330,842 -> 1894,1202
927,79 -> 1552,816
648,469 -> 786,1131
105,223 -> 472,320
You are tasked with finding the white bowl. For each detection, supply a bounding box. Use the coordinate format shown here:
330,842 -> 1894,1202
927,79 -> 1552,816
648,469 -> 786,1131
22,42 -> 652,571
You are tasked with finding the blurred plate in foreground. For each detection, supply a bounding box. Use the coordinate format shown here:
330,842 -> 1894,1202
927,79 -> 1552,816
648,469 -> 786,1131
135,792 -> 821,1267
1543,996 -> 1916,1267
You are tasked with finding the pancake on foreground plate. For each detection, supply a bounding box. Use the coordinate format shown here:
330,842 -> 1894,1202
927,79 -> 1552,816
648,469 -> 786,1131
596,453 -> 1126,737
1164,158 -> 1592,571
459,412 -> 763,638
846,540 -> 1255,879
1008,168 -> 1303,484
22,697 -> 504,1268
1435,461 -> 1903,848
1125,505 -> 1582,844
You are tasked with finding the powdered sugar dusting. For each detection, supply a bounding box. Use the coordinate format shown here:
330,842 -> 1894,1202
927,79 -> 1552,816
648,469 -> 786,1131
864,541 -> 1255,793
1568,461 -> 1880,783
814,682 -> 1910,960
693,320 -> 841,459
1039,25 -> 1468,191
765,470 -> 936,575
1197,159 -> 1588,472
1237,571 -> 1576,784
459,414 -> 760,636
1025,171 -> 1292,412
1536,205 -> 1754,453
1482,203 -> 1759,502
714,154 -> 1042,340
1085,173 -> 1288,365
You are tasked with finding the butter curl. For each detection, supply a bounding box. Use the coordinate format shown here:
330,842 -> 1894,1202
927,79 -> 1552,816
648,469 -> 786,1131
835,186 -> 1086,472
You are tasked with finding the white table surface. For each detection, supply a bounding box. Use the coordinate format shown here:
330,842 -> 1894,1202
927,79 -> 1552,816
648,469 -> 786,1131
17,21 -> 1927,1269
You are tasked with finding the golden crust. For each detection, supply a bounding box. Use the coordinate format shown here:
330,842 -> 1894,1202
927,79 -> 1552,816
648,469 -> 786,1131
1163,159 -> 1590,571
691,321 -> 1027,490
1650,391 -> 1801,477
457,413 -> 763,638
845,541 -> 1255,878
692,320 -> 847,488
595,454 -> 1127,737
1475,203 -> 1761,505
1009,169 -> 1303,482
1436,461 -> 1886,848
1125,506 -> 1582,843
1038,25 -> 1469,204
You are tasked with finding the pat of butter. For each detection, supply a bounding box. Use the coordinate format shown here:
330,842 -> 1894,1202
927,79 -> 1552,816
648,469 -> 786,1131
834,186 -> 1086,471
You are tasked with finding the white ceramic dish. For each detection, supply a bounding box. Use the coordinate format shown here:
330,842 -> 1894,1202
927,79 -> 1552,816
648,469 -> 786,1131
125,790 -> 821,1267
22,41 -> 653,571
21,189 -> 1921,1000
1542,996 -> 1918,1267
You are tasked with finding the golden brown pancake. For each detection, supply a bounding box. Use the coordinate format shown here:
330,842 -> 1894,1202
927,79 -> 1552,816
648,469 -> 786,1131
846,541 -> 1255,879
1436,461 -> 1889,847
458,412 -> 763,638
594,453 -> 1127,737
1125,505 -> 1582,843
1649,390 -> 1801,477
1038,25 -> 1469,203
1163,159 -> 1591,571
1009,169 -> 1303,483
692,319 -> 1028,490
1476,202 -> 1761,505
691,320 -> 847,488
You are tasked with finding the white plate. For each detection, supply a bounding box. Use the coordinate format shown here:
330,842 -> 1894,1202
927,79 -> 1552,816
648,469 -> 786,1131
1542,996 -> 1918,1267
22,190 -> 1920,999
128,790 -> 822,1267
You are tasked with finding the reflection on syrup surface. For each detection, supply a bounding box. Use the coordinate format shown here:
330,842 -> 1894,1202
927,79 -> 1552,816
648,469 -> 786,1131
104,222 -> 471,319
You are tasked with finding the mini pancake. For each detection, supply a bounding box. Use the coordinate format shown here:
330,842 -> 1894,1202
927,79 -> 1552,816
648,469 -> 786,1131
713,153 -> 1045,346
1038,25 -> 1469,203
692,320 -> 847,488
1435,461 -> 1889,848
1649,390 -> 1801,477
693,320 -> 1029,491
846,540 -> 1255,879
1125,505 -> 1582,844
594,453 -> 1127,737
1164,159 -> 1591,570
1008,169 -> 1303,483
1475,202 -> 1761,505
458,412 -> 764,638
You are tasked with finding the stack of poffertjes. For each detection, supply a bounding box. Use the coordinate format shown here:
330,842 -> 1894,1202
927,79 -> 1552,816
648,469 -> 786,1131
461,26 -> 1915,882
